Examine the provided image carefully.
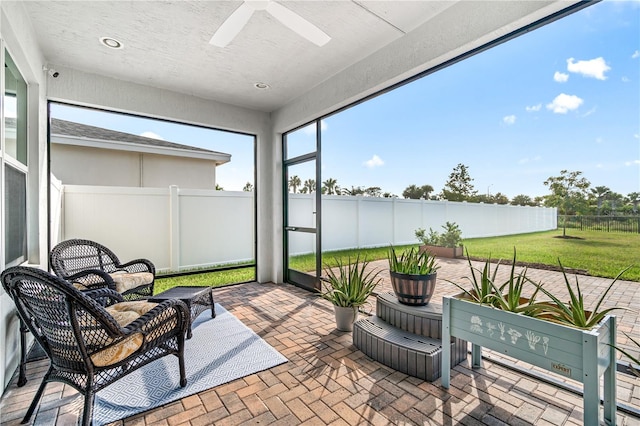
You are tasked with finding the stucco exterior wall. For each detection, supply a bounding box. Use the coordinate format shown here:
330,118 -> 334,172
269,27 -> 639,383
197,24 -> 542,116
142,153 -> 216,189
51,145 -> 218,189
51,145 -> 140,186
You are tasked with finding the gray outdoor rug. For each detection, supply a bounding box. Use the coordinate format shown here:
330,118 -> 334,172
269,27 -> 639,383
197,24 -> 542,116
92,303 -> 287,425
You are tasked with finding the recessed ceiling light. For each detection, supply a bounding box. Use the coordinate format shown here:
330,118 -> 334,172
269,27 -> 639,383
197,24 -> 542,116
99,37 -> 123,49
254,82 -> 270,90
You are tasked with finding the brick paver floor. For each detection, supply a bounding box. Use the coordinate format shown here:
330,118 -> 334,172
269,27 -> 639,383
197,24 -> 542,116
1,258 -> 639,425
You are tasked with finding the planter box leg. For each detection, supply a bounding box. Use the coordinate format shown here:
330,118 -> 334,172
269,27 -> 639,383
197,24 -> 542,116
471,344 -> 482,368
603,316 -> 617,426
441,298 -> 451,388
583,332 -> 602,426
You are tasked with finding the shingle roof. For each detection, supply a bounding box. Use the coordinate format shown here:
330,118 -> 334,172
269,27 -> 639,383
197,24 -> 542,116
50,118 -> 227,156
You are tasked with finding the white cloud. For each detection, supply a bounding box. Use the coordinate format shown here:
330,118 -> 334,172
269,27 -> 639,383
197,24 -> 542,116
581,106 -> 597,117
364,154 -> 384,168
553,71 -> 569,83
302,120 -> 328,135
140,131 -> 164,140
635,134 -> 639,139
525,104 -> 542,112
566,57 -> 611,80
625,160 -> 640,166
503,115 -> 516,125
595,137 -> 603,144
546,93 -> 584,114
632,50 -> 640,59
622,76 -> 630,83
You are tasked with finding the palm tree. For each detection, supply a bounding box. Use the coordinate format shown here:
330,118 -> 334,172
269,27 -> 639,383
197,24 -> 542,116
591,186 -> 610,215
628,192 -> 640,214
243,182 -> 254,192
288,175 -> 301,193
322,178 -> 338,195
344,186 -> 365,196
303,179 -> 316,193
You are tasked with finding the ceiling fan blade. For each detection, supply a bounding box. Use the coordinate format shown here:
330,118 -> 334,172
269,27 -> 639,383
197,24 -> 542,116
266,2 -> 330,47
210,2 -> 255,47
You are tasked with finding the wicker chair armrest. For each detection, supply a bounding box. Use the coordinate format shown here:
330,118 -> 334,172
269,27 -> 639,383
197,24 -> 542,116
83,287 -> 124,307
116,259 -> 156,275
66,269 -> 116,291
123,299 -> 189,336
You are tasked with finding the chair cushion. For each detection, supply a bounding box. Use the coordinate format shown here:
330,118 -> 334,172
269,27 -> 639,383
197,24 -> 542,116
108,271 -> 154,293
90,301 -> 158,367
72,282 -> 89,290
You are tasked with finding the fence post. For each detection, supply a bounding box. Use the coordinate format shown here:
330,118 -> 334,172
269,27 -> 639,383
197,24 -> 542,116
169,185 -> 180,271
356,197 -> 361,248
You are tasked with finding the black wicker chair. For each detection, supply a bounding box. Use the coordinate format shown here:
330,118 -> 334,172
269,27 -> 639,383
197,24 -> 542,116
1,266 -> 189,426
50,238 -> 156,300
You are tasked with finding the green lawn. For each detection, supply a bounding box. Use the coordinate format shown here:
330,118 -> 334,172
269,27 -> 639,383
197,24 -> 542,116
155,229 -> 639,292
154,266 -> 255,293
463,229 -> 639,281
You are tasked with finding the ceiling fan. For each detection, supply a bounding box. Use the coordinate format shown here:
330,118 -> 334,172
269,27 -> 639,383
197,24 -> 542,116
210,0 -> 331,48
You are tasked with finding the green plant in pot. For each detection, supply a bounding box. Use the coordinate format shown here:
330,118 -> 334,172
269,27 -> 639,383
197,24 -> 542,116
446,249 -> 500,304
415,221 -> 464,258
319,255 -> 381,331
388,246 -> 439,306
449,248 -> 543,316
532,260 -> 631,329
442,252 -> 631,426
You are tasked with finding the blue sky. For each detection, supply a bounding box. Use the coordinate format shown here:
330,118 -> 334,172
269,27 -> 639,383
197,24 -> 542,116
52,0 -> 639,198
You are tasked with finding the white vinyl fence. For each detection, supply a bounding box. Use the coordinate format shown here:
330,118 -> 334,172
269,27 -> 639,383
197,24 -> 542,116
56,185 -> 556,272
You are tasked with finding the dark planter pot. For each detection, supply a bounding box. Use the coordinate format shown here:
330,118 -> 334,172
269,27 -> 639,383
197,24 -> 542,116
419,245 -> 464,258
389,270 -> 437,306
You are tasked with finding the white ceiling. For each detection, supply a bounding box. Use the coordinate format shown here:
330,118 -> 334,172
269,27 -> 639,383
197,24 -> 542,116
20,1 -> 582,113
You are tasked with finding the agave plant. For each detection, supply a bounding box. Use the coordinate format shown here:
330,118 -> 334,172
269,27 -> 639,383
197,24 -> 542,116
487,249 -> 542,315
535,260 -> 630,329
319,255 -> 381,308
387,246 -> 439,275
447,250 -> 500,304
611,331 -> 640,377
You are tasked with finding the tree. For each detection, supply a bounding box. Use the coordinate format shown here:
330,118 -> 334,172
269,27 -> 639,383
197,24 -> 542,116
303,179 -> 316,194
590,186 -> 610,215
628,192 -> 640,214
382,192 -> 396,198
491,192 -> 509,205
543,170 -> 591,237
605,192 -> 624,215
322,178 -> 338,195
344,186 -> 365,196
288,175 -> 301,193
440,164 -> 477,201
365,186 -> 382,197
215,184 -> 224,191
243,182 -> 254,192
402,184 -> 434,200
511,194 -> 533,206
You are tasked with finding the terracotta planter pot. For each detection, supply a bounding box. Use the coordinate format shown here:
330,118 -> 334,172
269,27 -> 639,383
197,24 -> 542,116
389,270 -> 437,306
419,245 -> 464,258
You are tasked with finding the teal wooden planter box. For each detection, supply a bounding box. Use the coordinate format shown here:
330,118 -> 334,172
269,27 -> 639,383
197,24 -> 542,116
441,294 -> 617,426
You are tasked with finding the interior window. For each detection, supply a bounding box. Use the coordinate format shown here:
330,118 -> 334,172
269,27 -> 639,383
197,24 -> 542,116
3,50 -> 29,266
